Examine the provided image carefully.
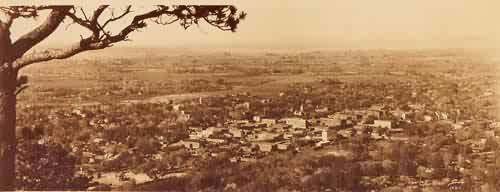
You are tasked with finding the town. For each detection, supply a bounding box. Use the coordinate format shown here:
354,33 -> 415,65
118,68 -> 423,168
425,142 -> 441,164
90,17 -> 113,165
16,59 -> 500,191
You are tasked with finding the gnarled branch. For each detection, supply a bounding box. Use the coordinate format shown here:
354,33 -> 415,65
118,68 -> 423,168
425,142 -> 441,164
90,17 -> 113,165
9,5 -> 246,70
8,6 -> 72,62
102,6 -> 132,29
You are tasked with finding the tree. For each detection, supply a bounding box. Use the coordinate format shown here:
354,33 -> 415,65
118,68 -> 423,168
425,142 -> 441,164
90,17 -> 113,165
16,139 -> 92,191
0,5 -> 246,189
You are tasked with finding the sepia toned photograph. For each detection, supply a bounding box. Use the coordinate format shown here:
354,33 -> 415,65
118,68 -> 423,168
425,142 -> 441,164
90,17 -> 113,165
1,1 -> 500,191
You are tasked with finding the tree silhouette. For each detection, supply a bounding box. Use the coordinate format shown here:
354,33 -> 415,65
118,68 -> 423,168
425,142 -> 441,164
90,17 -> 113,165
0,5 -> 246,190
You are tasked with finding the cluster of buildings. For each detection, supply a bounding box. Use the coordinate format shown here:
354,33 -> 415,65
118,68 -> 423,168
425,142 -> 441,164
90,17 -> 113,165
166,96 -> 457,162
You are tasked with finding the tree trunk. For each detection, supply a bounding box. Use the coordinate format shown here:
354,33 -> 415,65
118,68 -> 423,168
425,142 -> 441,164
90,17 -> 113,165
0,67 -> 16,190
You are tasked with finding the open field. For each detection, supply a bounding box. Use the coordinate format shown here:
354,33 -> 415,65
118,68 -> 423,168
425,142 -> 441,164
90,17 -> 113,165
18,48 -> 500,106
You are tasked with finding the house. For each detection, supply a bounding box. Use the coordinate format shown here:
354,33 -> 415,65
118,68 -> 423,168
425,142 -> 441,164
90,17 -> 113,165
484,130 -> 495,138
248,132 -> 280,141
171,140 -> 200,150
235,102 -> 251,110
471,139 -> 487,152
294,110 -> 304,116
337,129 -> 352,138
240,157 -> 257,162
390,110 -> 406,120
353,124 -> 366,132
282,117 -> 307,129
408,104 -> 425,111
93,137 -> 104,144
315,140 -> 330,148
172,104 -> 184,111
327,112 -> 350,120
373,120 -> 392,129
261,118 -> 277,126
240,122 -> 267,129
188,127 -> 216,139
389,128 -> 404,133
206,138 -> 226,144
327,149 -> 353,159
260,99 -> 272,104
283,133 -> 294,140
489,122 -> 500,129
253,116 -> 261,122
256,142 -> 274,152
177,111 -> 191,122
319,117 -> 341,127
240,146 -> 253,153
189,132 -> 202,140
201,127 -> 217,138
228,119 -> 250,125
423,115 -> 432,122
452,123 -> 463,130
434,112 -> 448,120
315,107 -> 329,113
276,141 -> 291,151
294,105 -> 305,116
312,129 -> 328,142
229,157 -> 239,163
370,132 -> 385,140
390,133 -> 409,142
229,128 -> 242,138
367,110 -> 383,119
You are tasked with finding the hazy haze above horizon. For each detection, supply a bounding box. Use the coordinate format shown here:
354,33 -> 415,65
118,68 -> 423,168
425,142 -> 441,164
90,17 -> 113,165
5,0 -> 500,50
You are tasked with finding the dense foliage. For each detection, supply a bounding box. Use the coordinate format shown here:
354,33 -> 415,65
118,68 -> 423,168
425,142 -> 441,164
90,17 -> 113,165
16,138 -> 92,191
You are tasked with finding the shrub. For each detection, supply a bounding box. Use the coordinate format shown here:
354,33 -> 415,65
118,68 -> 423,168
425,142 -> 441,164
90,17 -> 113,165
16,139 -> 92,191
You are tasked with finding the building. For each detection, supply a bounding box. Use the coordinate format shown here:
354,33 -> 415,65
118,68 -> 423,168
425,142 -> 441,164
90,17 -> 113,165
201,127 -> 217,138
177,111 -> 191,122
256,142 -> 273,152
319,117 -> 342,127
471,139 -> 487,153
261,118 -> 277,126
172,140 -> 200,150
328,112 -> 350,120
206,138 -> 226,144
283,133 -> 293,140
276,141 -> 291,151
367,110 -> 383,119
253,116 -> 261,122
172,104 -> 184,111
370,132 -> 384,140
423,115 -> 433,122
315,107 -> 329,113
390,133 -> 409,142
249,132 -> 280,141
282,118 -> 307,129
337,129 -> 352,138
235,102 -> 251,110
373,120 -> 392,129
311,129 -> 328,142
228,128 -> 242,138
390,110 -> 406,120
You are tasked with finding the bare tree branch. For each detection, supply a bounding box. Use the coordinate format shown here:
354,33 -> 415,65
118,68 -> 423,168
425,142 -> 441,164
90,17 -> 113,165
102,6 -> 132,29
65,8 -> 93,31
10,5 -> 246,70
8,6 -> 72,62
15,85 -> 28,96
91,5 -> 109,24
13,37 -> 106,69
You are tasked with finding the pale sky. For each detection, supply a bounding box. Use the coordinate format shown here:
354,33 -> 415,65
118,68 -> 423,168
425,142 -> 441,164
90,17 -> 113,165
5,0 -> 500,49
